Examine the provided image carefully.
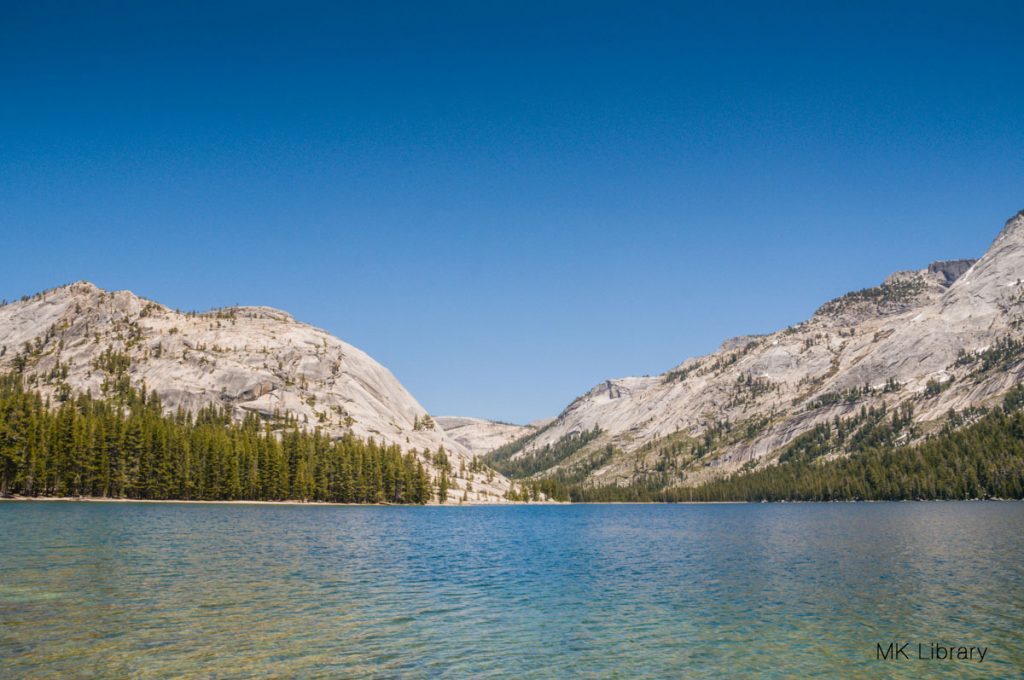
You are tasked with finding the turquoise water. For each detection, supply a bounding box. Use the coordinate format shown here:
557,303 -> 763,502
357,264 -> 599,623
1,502 -> 1022,678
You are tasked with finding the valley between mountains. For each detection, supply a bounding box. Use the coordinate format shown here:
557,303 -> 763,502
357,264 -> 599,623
3,210 -> 1024,502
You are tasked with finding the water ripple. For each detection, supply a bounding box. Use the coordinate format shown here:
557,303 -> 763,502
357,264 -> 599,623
0,502 -> 1021,678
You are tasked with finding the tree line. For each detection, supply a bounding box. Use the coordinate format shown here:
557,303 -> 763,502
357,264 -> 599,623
5,368 -> 1022,505
485,426 -> 602,479
0,374 -> 436,503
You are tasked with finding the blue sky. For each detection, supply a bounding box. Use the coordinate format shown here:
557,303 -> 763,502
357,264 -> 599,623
1,2 -> 1022,423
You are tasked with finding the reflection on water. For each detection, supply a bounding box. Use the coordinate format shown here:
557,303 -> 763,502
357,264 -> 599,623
1,502 -> 1022,678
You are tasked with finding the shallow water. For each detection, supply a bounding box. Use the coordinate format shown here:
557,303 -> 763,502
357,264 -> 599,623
1,501 -> 1021,678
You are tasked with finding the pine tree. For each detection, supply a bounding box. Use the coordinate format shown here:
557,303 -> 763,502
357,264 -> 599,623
437,467 -> 450,503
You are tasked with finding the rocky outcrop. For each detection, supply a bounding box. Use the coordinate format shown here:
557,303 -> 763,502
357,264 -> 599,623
928,259 -> 976,286
0,283 -> 513,502
435,417 -> 533,457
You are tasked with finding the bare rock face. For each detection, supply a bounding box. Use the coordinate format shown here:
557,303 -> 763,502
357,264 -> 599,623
928,259 -> 976,286
504,210 -> 1024,489
0,283 -> 513,502
435,417 -> 533,457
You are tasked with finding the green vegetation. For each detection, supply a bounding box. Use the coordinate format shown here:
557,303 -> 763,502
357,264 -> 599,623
806,383 -> 874,409
637,430 -> 698,475
0,374 -> 434,503
505,478 -> 569,502
690,419 -> 732,458
485,426 -> 602,479
778,403 -> 915,463
500,441 -> 620,502
815,277 -> 926,317
571,386 -> 1024,502
924,377 -> 953,397
484,424 -> 614,503
412,414 -> 435,431
433,448 -> 451,503
542,443 -> 617,485
954,336 -> 1024,374
663,360 -> 703,384
728,373 -> 779,407
883,377 -> 902,393
802,377 -> 903,410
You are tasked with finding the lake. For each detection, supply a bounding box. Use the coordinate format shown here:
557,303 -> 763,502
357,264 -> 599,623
1,501 -> 1022,678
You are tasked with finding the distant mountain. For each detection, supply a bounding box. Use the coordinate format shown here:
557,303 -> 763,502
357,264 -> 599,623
434,416 -> 534,457
0,282 -> 512,502
488,210 -> 1024,494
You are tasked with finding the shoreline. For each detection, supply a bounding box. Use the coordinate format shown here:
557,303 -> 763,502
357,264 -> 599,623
1,495 -> 1017,507
0,494 -> 569,507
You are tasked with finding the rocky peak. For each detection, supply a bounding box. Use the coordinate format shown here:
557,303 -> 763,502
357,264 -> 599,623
927,259 -> 976,286
994,208 -> 1024,245
942,208 -> 1024,314
814,268 -> 938,323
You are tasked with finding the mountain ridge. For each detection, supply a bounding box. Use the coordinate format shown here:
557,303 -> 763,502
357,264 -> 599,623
490,210 -> 1024,493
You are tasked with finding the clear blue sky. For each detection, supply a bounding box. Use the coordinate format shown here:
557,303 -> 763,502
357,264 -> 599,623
1,2 -> 1022,423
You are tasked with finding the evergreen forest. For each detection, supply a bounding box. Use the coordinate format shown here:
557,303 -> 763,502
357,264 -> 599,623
0,374 -> 436,503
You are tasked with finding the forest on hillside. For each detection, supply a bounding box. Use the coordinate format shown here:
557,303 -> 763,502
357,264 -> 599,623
571,385 -> 1024,502
3,370 -> 1024,505
0,374 -> 438,503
